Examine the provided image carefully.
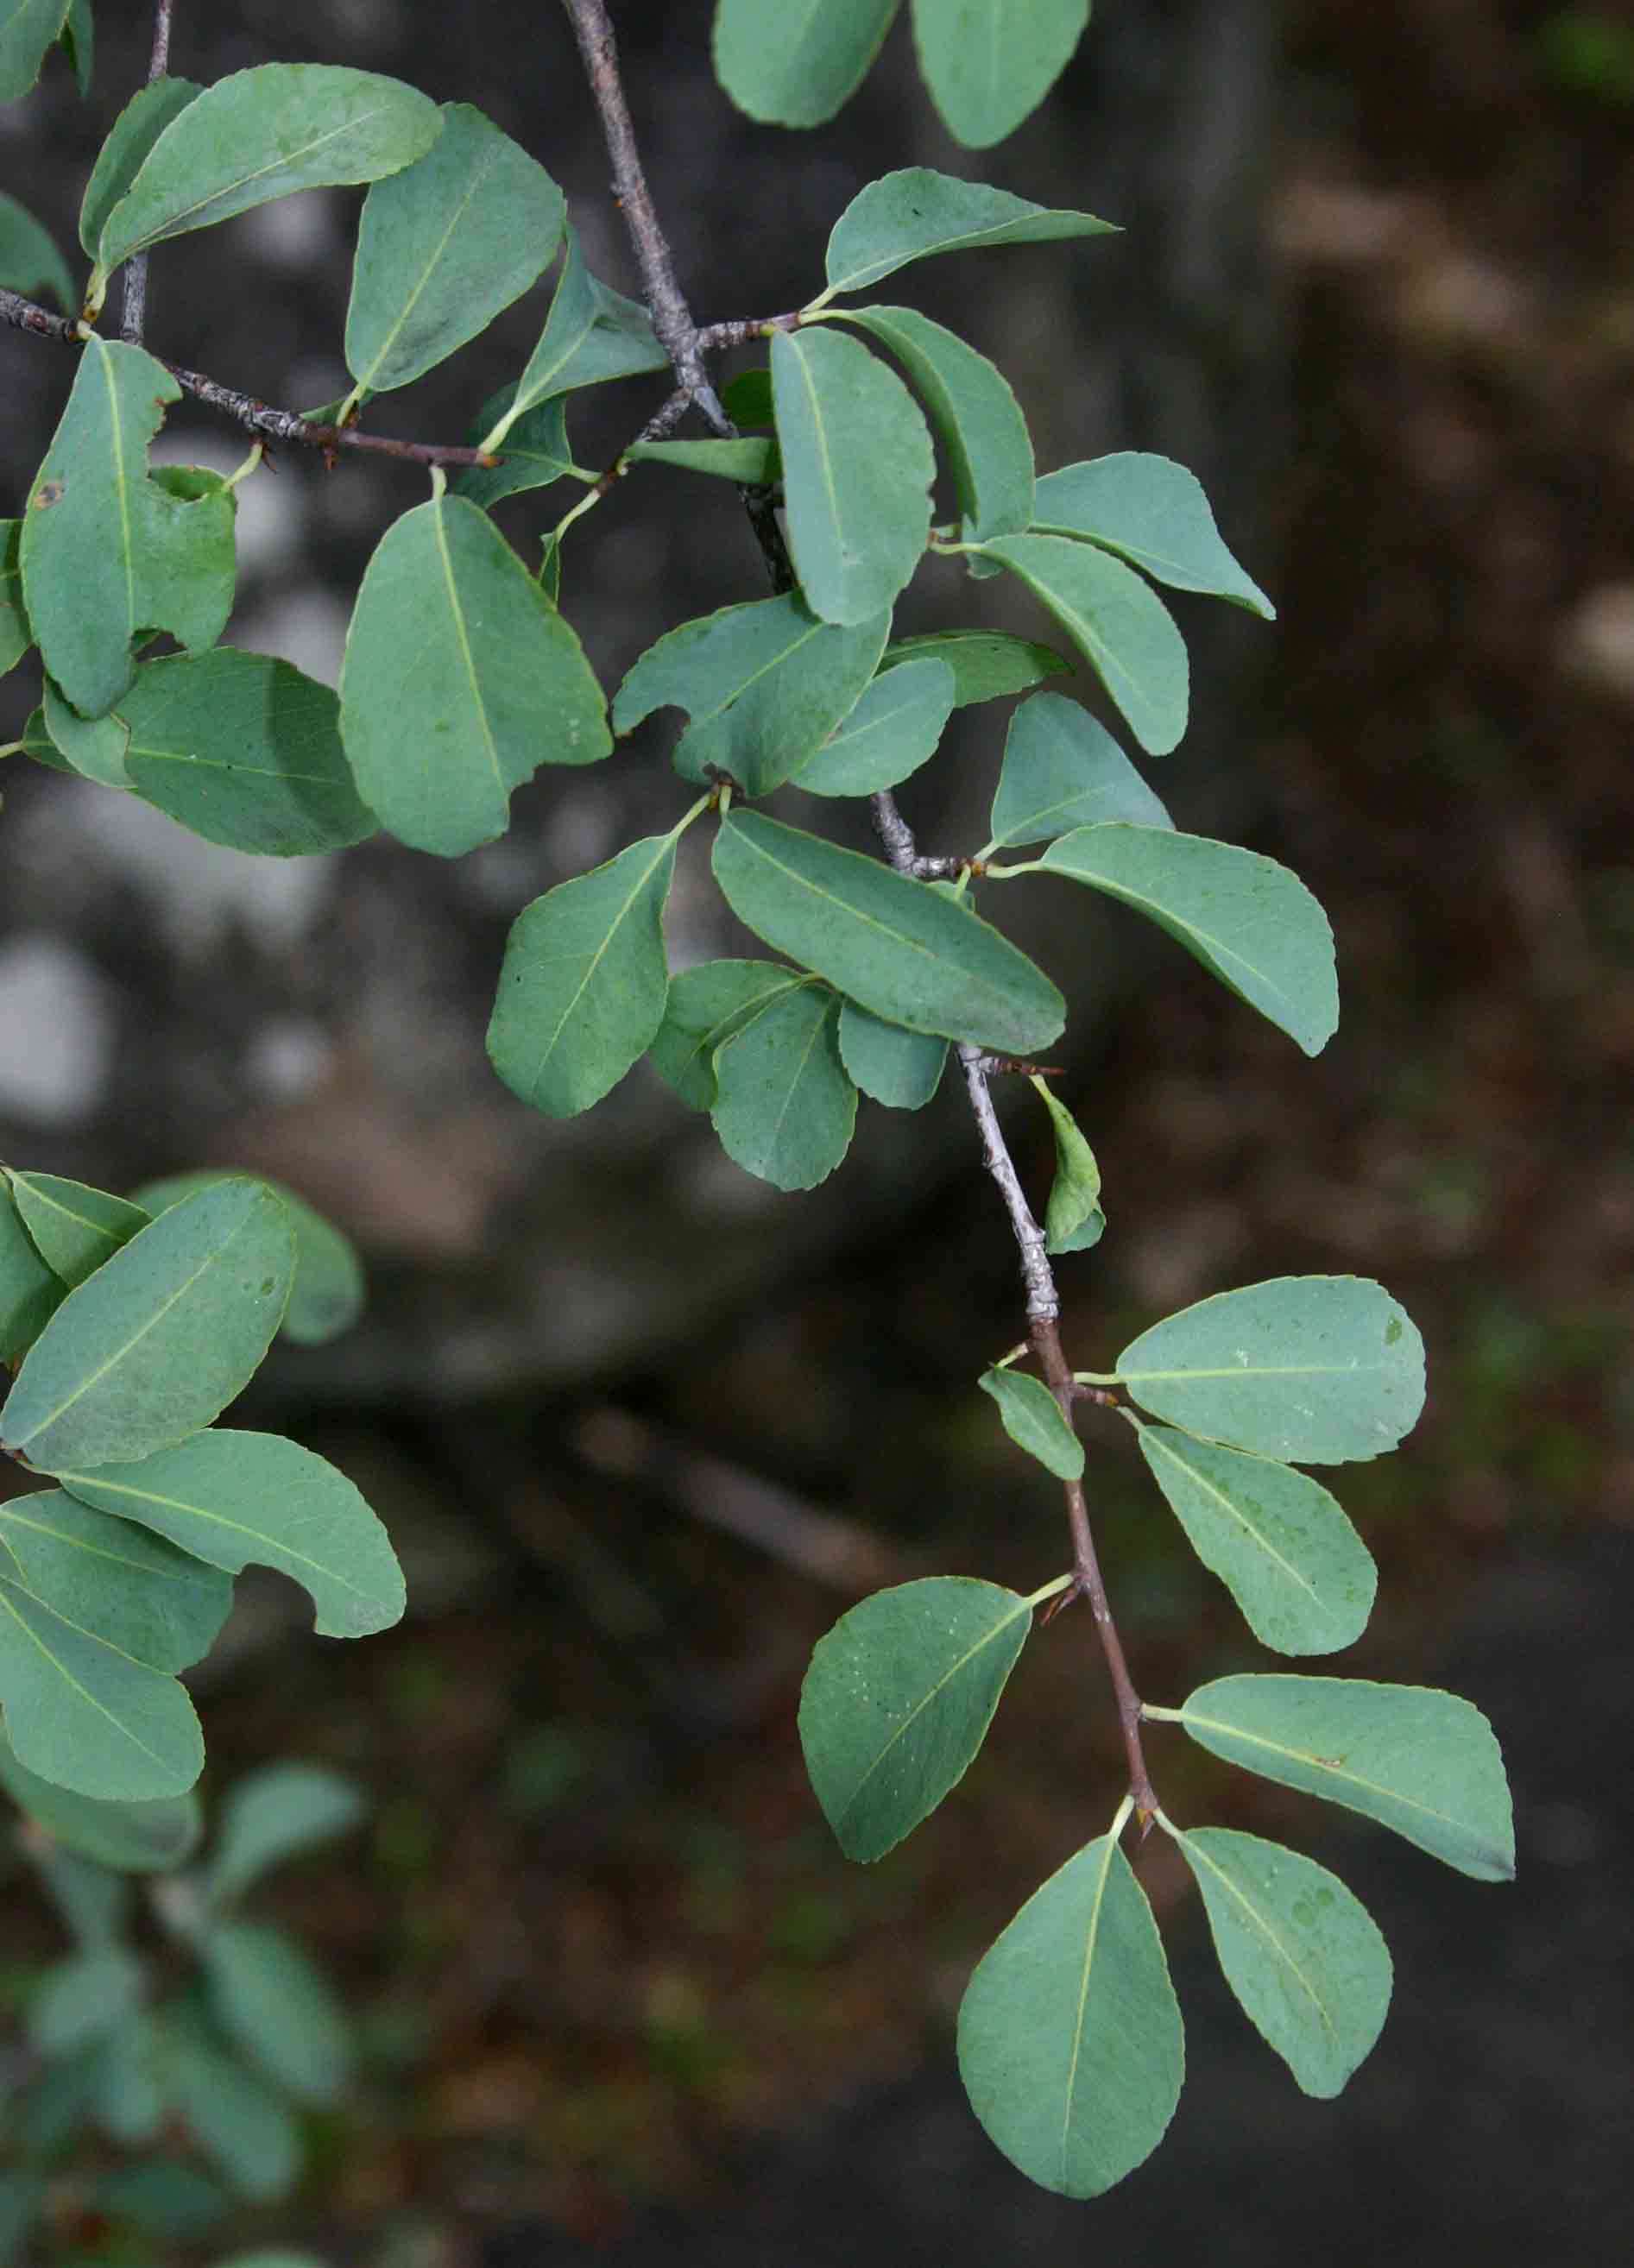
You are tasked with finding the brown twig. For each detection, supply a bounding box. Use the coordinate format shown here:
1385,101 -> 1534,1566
0,287 -> 79,345
121,0 -> 176,346
695,313 -> 804,352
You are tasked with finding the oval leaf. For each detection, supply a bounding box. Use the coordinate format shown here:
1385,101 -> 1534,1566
647,960 -> 804,1112
345,102 -> 564,398
822,167 -> 1114,298
772,325 -> 933,625
0,0 -> 70,105
989,692 -> 1171,849
713,0 -> 899,126
8,1171 -> 148,1288
118,649 -> 376,856
1133,1424 -> 1376,1655
1031,822 -> 1338,1055
911,0 -> 1089,146
93,64 -> 442,277
836,1000 -> 947,1109
1165,1824 -> 1390,2096
0,1572 -> 202,1799
799,1576 -> 1036,1861
710,986 -> 856,1191
713,809 -> 1064,1055
43,674 -> 131,788
20,340 -> 237,718
132,1171 -> 364,1350
161,2014 -> 300,2201
977,1368 -> 1083,1479
203,1923 -> 352,2105
882,628 -> 1069,707
57,1430 -> 404,1640
833,304 -> 1033,540
794,656 -> 955,797
0,188 -> 75,308
79,75 -> 203,259
1114,1276 -> 1425,1465
956,1830 -> 1183,2197
340,482 -> 609,857
0,1488 -> 232,1672
205,1762 -> 363,1908
977,532 -> 1188,755
0,1181 -> 294,1472
488,832 -> 678,1118
1166,1674 -> 1515,1882
0,1724 -> 200,1870
477,224 -> 667,451
0,1181 -> 66,1363
614,592 -> 888,798
1032,452 -> 1275,618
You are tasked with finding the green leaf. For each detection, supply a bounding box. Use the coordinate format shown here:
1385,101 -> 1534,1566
90,2013 -> 166,2145
5,1171 -> 146,1288
57,0 -> 86,95
988,692 -> 1170,850
713,809 -> 1064,1054
132,1172 -> 364,1349
1164,1824 -> 1390,2096
0,189 -> 75,307
478,225 -> 668,452
772,325 -> 933,625
1,1180 -> 66,1363
1132,1425 -> 1376,1655
1033,1082 -> 1104,1253
204,1761 -> 363,1908
203,1923 -> 352,2105
713,0 -> 899,126
19,340 -> 237,718
344,102 -> 564,399
57,1430 -> 404,1639
32,1838 -> 129,1945
0,1488 -> 233,1672
1164,1675 -> 1515,1881
976,533 -> 1187,755
96,2156 -> 226,2240
794,656 -> 955,797
613,592 -> 888,798
161,2014 -> 300,2201
836,1000 -> 947,1108
882,628 -> 1069,707
0,519 -> 27,677
830,305 -> 1033,541
28,1948 -> 142,2056
647,960 -> 804,1111
0,1571 -> 202,1798
956,1829 -> 1184,2197
339,482 -> 609,857
799,1576 -> 1037,1861
0,1180 -> 294,1471
1028,822 -> 1338,1055
721,366 -> 773,428
453,391 -> 577,511
0,0 -> 70,105
625,436 -> 779,482
120,649 -> 377,857
43,676 -> 130,787
487,831 -> 678,1118
821,167 -> 1115,299
978,1367 -> 1083,1479
79,76 -> 203,259
0,1723 -> 201,1870
1032,452 -> 1275,619
92,63 -> 442,280
710,985 -> 856,1190
1114,1276 -> 1425,1465
911,0 -> 1089,145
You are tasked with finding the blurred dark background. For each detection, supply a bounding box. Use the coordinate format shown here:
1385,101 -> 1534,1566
2,1 -> 1631,2261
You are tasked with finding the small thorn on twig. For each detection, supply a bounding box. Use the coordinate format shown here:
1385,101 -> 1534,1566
1040,1579 -> 1082,1624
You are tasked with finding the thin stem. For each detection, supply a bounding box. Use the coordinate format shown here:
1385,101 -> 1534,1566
0,287 -> 79,346
120,0 -> 177,345
694,313 -> 803,351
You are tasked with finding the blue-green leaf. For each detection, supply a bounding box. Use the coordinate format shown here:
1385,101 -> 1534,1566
772,325 -> 933,624
1032,452 -> 1275,618
647,960 -> 805,1111
79,76 -> 203,259
0,1723 -> 201,1870
713,0 -> 899,126
41,676 -> 129,787
1114,1276 -> 1425,1465
204,1761 -> 363,1908
0,1572 -> 202,1799
793,656 -> 955,797
0,1488 -> 232,1672
0,0 -> 71,106
710,985 -> 856,1190
821,167 -> 1114,299
453,391 -> 578,511
4,1166 -> 142,1292
344,103 -> 564,399
976,532 -> 1188,755
987,692 -> 1170,849
882,628 -> 1069,707
1,1180 -> 68,1362
910,0 -> 1089,146
799,1576 -> 1038,1861
0,519 -> 27,677
957,1828 -> 1184,2196
478,224 -> 668,451
131,1172 -> 364,1349
978,1366 -> 1083,1478
625,437 -> 779,483
28,1947 -> 142,2056
161,2013 -> 300,2201
836,1000 -> 947,1108
0,188 -> 74,306
202,1923 -> 352,2105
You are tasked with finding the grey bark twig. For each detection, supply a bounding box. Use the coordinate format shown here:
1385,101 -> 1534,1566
120,0 -> 176,347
